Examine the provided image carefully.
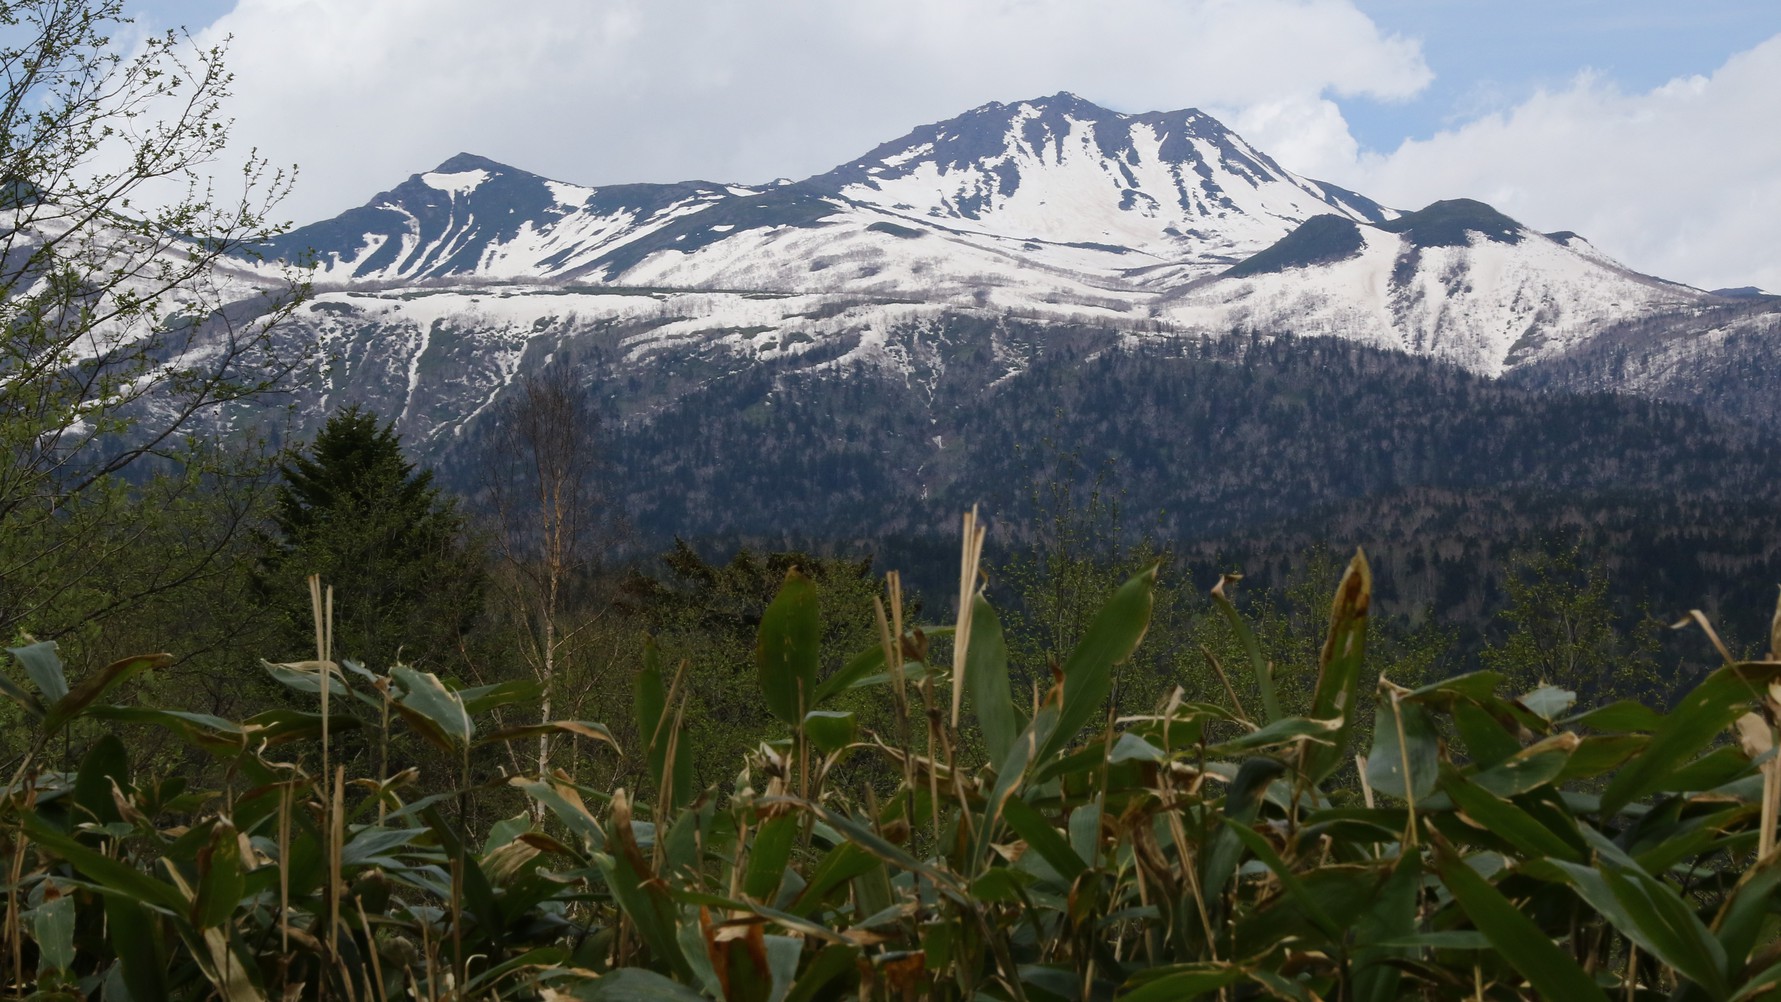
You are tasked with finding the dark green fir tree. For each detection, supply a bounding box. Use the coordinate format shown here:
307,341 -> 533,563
256,406 -> 484,671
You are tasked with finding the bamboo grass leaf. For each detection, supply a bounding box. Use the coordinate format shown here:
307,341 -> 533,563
1352,855 -> 1422,1002
743,814 -> 799,902
1367,695 -> 1438,800
1202,757 -> 1287,901
477,719 -> 618,749
1108,732 -> 1166,763
192,821 -> 247,930
1547,860 -> 1729,998
260,660 -> 373,706
636,637 -> 692,808
45,651 -> 170,730
1471,733 -> 1580,798
974,687 -> 1061,868
105,895 -> 169,1000
22,814 -> 187,912
511,776 -> 606,852
800,711 -> 857,755
1601,663 -> 1781,816
787,842 -> 881,918
1305,551 -> 1372,782
598,790 -> 695,981
73,733 -> 128,826
1731,960 -> 1781,1002
565,967 -> 708,999
671,889 -> 851,946
812,628 -> 953,705
0,660 -> 44,719
464,946 -> 570,994
1567,699 -> 1666,733
813,644 -> 884,707
1440,771 -> 1583,861
783,943 -> 860,1002
1070,795 -> 1103,865
1712,860 -> 1781,978
965,595 -> 1022,767
765,934 -> 802,1002
1207,715 -> 1342,757
1119,963 -> 1250,1001
422,805 -> 506,942
1555,734 -> 1648,783
1211,573 -> 1280,723
1517,685 -> 1577,722
1222,819 -> 1342,939
89,706 -> 247,753
241,708 -> 364,747
29,887 -> 75,976
757,569 -> 821,725
1432,844 -> 1609,1002
1041,563 -> 1157,761
392,665 -> 473,747
1452,699 -> 1521,769
774,797 -> 968,902
459,677 -> 543,714
1001,796 -> 1087,882
8,640 -> 68,705
1405,670 -> 1505,703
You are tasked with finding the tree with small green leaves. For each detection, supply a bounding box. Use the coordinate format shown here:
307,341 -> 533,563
0,0 -> 302,655
1483,544 -> 1664,706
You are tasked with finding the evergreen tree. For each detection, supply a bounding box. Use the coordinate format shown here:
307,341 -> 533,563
256,407 -> 483,671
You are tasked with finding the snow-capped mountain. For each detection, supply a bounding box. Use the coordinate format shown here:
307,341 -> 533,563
218,92 -> 1781,467
268,94 -> 1395,304
255,93 -> 1765,384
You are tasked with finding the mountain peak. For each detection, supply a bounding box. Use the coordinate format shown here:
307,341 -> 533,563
804,93 -> 1387,259
428,152 -> 519,176
1014,90 -> 1117,116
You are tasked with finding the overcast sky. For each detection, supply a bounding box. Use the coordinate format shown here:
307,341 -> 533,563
135,0 -> 1781,292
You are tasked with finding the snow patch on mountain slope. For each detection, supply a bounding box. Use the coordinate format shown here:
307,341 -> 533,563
546,180 -> 592,209
421,169 -> 491,196
1159,227 -> 1709,374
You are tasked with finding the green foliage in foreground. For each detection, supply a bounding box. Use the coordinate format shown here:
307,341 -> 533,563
2,545 -> 1780,1001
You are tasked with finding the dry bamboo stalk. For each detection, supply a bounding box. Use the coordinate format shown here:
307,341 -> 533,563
279,781 -> 293,955
1735,710 -> 1778,859
950,506 -> 987,730
1393,693 -> 1421,848
357,895 -> 390,1002
7,831 -> 25,992
331,766 -> 346,959
1762,750 -> 1779,861
1764,687 -> 1780,860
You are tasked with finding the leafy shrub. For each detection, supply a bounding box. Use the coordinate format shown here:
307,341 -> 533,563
3,533 -> 1779,1000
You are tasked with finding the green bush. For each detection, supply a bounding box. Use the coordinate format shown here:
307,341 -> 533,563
3,532 -> 1779,1000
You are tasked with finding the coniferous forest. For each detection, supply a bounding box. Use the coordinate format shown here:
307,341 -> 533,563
5,2 -> 1781,999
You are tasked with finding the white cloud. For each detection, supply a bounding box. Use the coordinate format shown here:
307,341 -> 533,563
1217,96 -> 1362,180
1336,33 -> 1781,292
197,0 -> 1429,223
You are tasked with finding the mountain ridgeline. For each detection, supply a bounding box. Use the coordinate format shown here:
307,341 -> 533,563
202,92 -> 1781,637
